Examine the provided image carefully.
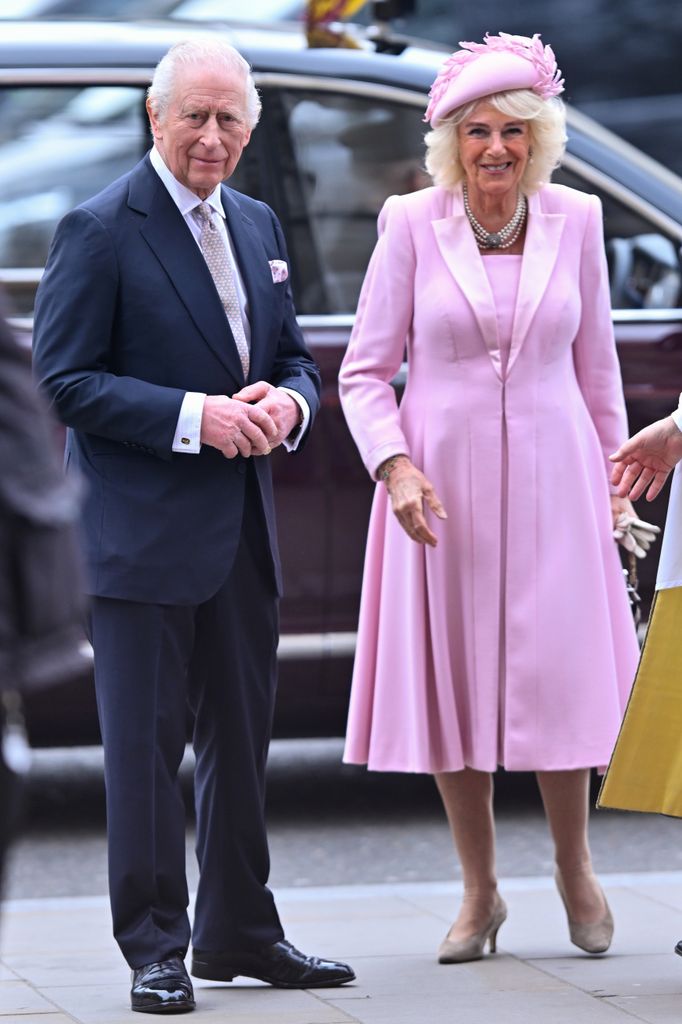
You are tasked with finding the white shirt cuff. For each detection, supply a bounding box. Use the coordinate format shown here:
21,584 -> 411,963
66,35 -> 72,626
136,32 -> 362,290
672,395 -> 682,433
278,387 -> 310,452
172,392 -> 206,453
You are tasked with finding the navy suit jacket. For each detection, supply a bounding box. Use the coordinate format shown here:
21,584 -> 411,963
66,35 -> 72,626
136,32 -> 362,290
33,155 -> 320,604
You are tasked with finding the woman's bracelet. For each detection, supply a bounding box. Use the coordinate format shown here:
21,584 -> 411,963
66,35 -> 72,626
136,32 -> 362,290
378,455 -> 408,481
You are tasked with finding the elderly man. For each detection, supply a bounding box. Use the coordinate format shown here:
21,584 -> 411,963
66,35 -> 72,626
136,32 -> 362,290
33,37 -> 354,1014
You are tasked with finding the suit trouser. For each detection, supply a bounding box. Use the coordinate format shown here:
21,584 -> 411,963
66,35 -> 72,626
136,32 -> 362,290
88,483 -> 284,967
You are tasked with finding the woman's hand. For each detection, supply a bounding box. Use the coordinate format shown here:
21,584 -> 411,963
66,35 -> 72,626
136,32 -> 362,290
610,415 -> 682,501
610,494 -> 660,558
610,494 -> 636,529
380,456 -> 447,547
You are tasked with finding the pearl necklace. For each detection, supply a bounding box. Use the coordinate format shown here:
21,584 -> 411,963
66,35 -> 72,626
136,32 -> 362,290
462,184 -> 527,250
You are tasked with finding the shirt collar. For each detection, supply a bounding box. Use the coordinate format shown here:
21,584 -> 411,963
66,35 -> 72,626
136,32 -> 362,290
149,146 -> 225,220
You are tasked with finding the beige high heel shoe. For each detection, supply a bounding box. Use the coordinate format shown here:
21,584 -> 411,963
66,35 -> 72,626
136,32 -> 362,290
437,894 -> 507,964
555,870 -> 614,954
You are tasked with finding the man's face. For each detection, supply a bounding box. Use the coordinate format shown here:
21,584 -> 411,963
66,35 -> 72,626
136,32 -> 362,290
147,62 -> 252,198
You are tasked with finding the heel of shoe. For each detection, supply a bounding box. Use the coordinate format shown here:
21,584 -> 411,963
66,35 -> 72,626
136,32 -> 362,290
190,954 -> 235,982
438,896 -> 507,964
555,871 -> 614,955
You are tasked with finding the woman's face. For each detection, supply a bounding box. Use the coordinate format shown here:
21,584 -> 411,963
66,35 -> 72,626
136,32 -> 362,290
457,100 -> 531,201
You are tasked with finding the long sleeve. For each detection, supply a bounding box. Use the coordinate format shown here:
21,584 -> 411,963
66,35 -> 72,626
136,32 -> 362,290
571,194 -> 629,478
339,195 -> 415,478
33,208 -> 186,461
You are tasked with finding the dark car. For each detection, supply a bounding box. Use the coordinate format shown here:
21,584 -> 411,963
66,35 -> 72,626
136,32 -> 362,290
2,17 -> 682,745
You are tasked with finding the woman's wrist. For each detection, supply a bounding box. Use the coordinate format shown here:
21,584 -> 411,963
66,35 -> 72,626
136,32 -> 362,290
377,454 -> 409,482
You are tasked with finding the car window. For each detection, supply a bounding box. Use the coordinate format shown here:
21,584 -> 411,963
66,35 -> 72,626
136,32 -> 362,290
0,82 -> 262,316
0,85 -> 150,314
555,166 -> 682,310
272,87 -> 682,316
1,81 -> 680,319
272,88 -> 430,315
170,0 -> 301,17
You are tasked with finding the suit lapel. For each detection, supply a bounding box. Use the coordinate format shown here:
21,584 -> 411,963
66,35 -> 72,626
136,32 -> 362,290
432,189 -> 502,378
507,191 -> 565,375
433,187 -> 566,379
129,158 -> 245,383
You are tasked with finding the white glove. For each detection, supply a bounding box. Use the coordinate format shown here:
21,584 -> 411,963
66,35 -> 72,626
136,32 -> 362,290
613,513 -> 661,558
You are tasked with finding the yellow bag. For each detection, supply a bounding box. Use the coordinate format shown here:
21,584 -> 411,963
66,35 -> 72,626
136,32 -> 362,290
598,587 -> 682,817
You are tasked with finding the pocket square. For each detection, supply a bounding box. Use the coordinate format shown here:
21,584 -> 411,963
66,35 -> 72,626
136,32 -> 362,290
269,259 -> 288,284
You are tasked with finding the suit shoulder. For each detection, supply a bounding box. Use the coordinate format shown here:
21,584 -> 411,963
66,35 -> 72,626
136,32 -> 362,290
83,167 -> 140,213
223,186 -> 275,224
382,185 -> 446,219
377,186 -> 448,237
537,182 -> 599,217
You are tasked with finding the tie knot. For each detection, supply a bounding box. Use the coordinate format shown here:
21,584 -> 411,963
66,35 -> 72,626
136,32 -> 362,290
196,202 -> 214,228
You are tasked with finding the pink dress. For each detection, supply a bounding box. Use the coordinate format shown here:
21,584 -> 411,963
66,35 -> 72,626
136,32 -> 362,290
339,184 -> 640,774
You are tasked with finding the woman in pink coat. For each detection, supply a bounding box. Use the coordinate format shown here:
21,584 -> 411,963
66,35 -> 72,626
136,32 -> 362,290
339,33 -> 641,964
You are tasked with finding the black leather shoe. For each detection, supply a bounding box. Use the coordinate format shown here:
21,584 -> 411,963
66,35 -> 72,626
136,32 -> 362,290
131,955 -> 195,1014
191,939 -> 355,988
675,939 -> 682,957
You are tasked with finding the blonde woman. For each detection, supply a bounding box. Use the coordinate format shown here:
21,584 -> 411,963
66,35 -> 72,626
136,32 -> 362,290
340,34 -> 640,963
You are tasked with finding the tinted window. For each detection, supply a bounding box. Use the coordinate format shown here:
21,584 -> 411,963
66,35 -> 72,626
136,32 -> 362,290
0,82 -> 261,315
2,81 -> 680,318
555,166 -> 682,310
0,85 -> 149,312
273,88 -> 429,314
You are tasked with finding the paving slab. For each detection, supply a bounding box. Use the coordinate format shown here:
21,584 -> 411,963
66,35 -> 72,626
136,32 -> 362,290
1,873 -> 682,1023
605,993 -> 682,1023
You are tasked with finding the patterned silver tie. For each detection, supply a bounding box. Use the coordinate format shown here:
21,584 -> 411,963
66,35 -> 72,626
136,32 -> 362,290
195,202 -> 250,378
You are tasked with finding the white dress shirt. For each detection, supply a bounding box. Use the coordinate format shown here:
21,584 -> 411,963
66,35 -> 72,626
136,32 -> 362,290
148,146 -> 310,454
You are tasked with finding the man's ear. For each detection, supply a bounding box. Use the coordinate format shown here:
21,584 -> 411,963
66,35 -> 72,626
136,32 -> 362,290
146,97 -> 162,140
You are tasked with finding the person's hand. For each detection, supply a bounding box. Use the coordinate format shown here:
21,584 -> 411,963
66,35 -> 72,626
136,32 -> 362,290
200,394 -> 278,458
232,382 -> 301,451
610,416 -> 682,501
610,494 -> 660,558
380,456 -> 447,547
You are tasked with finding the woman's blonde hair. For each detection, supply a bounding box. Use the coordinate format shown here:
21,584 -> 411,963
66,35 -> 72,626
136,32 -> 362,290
424,89 -> 566,194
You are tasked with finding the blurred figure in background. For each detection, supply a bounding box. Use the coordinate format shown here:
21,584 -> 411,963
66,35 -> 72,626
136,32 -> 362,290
0,297 -> 86,897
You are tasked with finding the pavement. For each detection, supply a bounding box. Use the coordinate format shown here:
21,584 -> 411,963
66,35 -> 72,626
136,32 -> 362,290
2,871 -> 682,1024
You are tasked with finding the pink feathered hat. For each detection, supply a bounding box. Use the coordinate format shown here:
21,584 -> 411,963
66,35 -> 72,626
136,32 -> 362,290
425,32 -> 564,127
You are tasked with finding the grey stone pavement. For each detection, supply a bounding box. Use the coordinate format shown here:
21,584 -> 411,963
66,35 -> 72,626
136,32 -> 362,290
3,870 -> 682,1023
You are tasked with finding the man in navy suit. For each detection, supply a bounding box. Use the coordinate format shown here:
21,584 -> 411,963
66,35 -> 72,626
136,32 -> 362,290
33,37 -> 354,1014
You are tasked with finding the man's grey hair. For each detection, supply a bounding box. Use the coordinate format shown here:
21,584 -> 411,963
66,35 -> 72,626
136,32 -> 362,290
147,37 -> 262,129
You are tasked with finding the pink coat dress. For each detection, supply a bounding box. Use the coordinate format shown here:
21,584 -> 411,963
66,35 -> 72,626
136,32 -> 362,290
339,183 -> 640,774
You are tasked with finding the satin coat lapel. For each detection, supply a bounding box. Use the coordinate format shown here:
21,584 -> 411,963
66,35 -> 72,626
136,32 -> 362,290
432,188 -> 566,379
221,186 -> 275,385
432,190 -> 502,378
507,191 -> 565,375
129,159 -> 244,383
